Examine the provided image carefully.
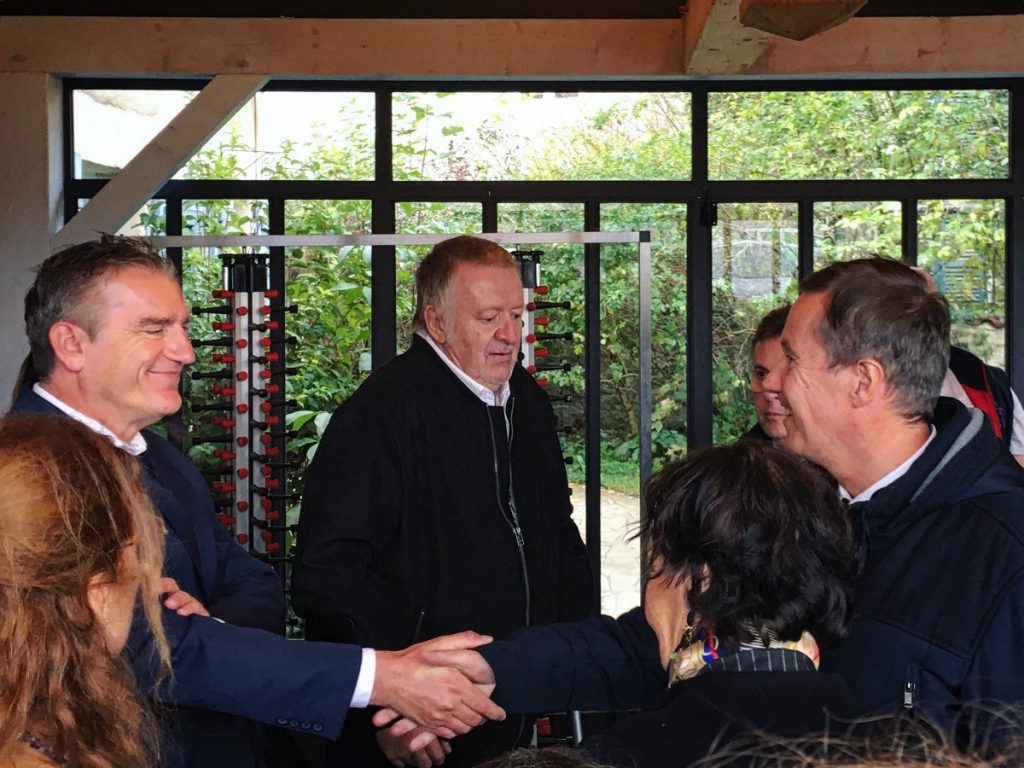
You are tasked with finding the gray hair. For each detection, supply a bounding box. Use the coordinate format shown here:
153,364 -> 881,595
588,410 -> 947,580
799,257 -> 950,421
413,235 -> 518,330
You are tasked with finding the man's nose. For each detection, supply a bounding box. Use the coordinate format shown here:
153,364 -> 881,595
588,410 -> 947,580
168,325 -> 196,364
497,314 -> 520,344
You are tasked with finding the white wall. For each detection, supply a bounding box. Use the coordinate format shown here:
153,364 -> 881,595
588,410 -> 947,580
0,73 -> 62,409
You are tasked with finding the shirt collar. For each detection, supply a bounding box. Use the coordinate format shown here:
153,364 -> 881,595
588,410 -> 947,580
416,330 -> 511,407
839,425 -> 936,504
32,382 -> 148,456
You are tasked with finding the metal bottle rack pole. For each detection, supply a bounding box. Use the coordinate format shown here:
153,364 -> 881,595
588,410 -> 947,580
189,252 -> 295,579
514,250 -> 576,450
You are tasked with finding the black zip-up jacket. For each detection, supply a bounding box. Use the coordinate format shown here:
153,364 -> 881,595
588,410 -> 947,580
821,397 -> 1024,733
291,335 -> 595,765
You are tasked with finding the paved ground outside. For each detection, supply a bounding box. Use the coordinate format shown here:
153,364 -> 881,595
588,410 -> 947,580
569,483 -> 642,617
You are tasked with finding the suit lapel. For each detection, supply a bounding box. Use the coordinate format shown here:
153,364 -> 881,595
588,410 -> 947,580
137,449 -> 212,597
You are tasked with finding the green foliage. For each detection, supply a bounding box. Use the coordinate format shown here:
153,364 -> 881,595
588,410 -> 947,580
709,90 -> 1008,181
527,94 -> 693,181
284,245 -> 373,411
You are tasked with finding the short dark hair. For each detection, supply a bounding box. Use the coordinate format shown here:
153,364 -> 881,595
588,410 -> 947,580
641,441 -> 861,649
23,235 -> 175,381
751,304 -> 791,353
799,257 -> 950,421
413,235 -> 518,330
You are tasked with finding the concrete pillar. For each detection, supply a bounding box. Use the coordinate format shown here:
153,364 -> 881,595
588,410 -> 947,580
0,73 -> 62,410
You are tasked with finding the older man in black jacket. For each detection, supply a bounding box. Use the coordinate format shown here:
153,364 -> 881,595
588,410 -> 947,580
292,235 -> 595,767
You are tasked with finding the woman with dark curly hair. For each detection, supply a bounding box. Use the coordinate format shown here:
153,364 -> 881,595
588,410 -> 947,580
0,415 -> 169,768
577,439 -> 867,767
376,440 -> 868,767
640,438 -> 860,680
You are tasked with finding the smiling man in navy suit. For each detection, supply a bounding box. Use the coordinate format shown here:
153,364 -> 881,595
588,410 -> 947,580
9,235 -> 504,768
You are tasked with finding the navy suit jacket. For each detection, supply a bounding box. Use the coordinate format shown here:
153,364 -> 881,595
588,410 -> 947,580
10,389 -> 363,767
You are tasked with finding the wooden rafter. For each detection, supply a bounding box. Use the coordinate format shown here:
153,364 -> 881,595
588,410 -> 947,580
683,0 -> 772,75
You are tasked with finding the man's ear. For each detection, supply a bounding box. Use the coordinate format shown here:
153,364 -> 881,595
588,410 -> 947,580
423,304 -> 446,345
850,357 -> 886,407
48,321 -> 89,373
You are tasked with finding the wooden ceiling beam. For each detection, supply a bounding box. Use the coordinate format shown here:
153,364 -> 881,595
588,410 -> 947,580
0,17 -> 685,77
739,0 -> 866,41
751,15 -> 1024,74
683,0 -> 772,75
3,14 -> 1024,78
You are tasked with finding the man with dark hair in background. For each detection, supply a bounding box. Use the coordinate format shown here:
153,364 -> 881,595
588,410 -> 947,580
761,256 -> 1024,733
9,235 -> 505,768
744,303 -> 790,442
292,234 -> 595,767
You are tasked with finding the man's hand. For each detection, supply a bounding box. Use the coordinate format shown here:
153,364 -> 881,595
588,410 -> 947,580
376,721 -> 451,768
370,631 -> 504,740
373,648 -> 496,744
160,577 -> 210,618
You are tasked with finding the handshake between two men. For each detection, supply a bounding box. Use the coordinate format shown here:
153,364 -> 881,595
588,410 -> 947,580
371,631 -> 500,768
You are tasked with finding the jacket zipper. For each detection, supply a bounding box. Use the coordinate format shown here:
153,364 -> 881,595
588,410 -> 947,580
487,396 -> 531,628
488,397 -> 531,750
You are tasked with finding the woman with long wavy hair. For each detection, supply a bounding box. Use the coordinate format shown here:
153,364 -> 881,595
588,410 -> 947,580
0,414 -> 170,768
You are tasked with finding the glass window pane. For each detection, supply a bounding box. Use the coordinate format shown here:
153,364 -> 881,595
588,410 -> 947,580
918,199 -> 1006,367
285,200 -> 372,235
182,199 -> 267,235
115,200 -> 166,236
600,203 -> 687,616
709,90 -> 1008,181
184,92 -> 375,181
285,204 -> 374,410
396,201 -> 481,236
498,203 -> 584,234
711,203 -> 798,444
393,92 -> 691,181
73,198 -> 170,236
285,246 -> 373,411
73,89 -> 375,181
73,89 -> 194,179
814,201 -> 901,269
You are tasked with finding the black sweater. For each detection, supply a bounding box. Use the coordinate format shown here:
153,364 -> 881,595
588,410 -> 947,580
292,337 -> 595,765
292,334 -> 595,648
